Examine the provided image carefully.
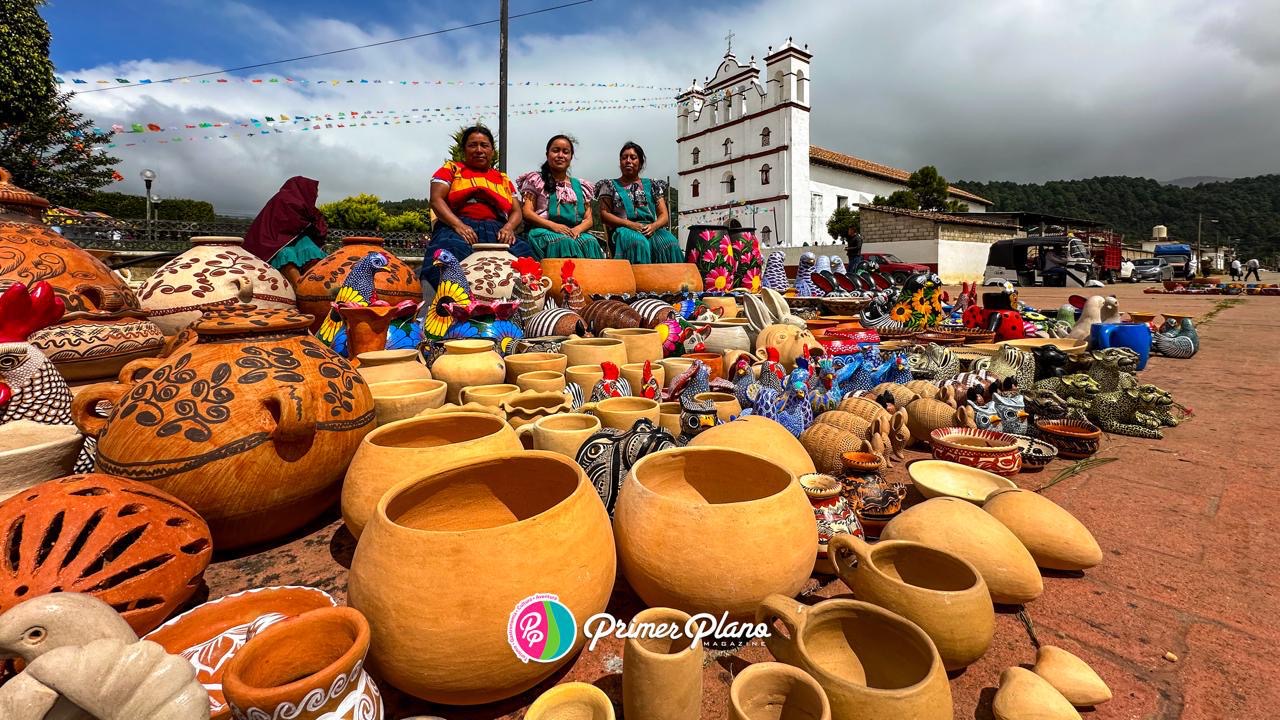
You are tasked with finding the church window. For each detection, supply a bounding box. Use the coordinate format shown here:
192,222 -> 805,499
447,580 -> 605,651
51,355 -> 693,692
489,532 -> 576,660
722,172 -> 736,194
692,147 -> 700,165
723,138 -> 733,156
761,127 -> 771,146
691,180 -> 700,198
760,164 -> 772,185
762,226 -> 772,245
797,70 -> 806,103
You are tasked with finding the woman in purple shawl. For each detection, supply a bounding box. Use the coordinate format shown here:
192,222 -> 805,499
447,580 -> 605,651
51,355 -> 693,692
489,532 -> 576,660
242,176 -> 329,288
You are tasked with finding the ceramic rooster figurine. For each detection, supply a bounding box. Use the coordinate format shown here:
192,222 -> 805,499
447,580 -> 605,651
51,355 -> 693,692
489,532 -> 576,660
423,248 -> 473,340
749,359 -> 815,437
0,282 -> 94,473
559,260 -> 589,313
872,351 -> 912,385
669,360 -> 719,444
590,362 -> 632,402
1152,317 -> 1199,359
511,257 -> 550,326
636,360 -> 661,400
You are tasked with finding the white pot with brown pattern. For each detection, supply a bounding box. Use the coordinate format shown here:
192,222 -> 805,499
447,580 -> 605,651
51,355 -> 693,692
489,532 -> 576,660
460,244 -> 519,302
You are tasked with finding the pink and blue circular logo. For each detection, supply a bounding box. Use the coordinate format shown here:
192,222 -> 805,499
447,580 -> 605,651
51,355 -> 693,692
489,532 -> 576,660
508,593 -> 576,664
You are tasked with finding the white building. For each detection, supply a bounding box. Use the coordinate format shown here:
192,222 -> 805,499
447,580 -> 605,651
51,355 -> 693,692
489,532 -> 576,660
675,38 -> 991,249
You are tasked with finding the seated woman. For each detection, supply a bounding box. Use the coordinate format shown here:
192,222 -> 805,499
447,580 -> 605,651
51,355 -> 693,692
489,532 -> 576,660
421,125 -> 533,291
516,135 -> 604,259
594,142 -> 682,264
242,175 -> 328,289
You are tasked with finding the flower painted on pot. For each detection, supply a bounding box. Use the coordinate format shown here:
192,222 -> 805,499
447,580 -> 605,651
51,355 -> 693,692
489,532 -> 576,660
705,267 -> 732,294
740,267 -> 762,293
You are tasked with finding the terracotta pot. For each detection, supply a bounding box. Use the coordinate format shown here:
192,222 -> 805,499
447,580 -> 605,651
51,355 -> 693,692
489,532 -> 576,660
1033,646 -> 1112,707
223,606 -> 382,720
71,306 -> 375,550
460,383 -> 521,409
541,258 -> 637,297
336,304 -> 400,357
500,390 -> 572,429
144,585 -> 338,719
430,339 -> 506,403
0,473 -> 211,635
614,447 -> 815,617
604,327 -> 664,364
632,263 -> 705,293
623,607 -> 704,720
516,370 -> 567,393
137,236 -> 296,335
702,295 -> 740,319
582,396 -> 660,432
0,169 -> 164,380
695,391 -> 741,422
983,488 -> 1102,570
730,662 -> 831,720
562,337 -> 628,368
369,379 -> 447,425
881,497 -> 1043,605
355,348 -> 430,384
0,421 -> 82,500
799,473 -> 861,575
585,300 -> 646,334
348,451 -> 616,704
525,308 -> 586,338
527,682 -> 616,720
659,402 -> 683,437
841,451 -> 886,475
682,352 -> 723,380
295,236 -> 420,332
517,412 -> 601,458
829,534 -> 993,671
621,362 -> 664,397
658,357 -> 695,382
1034,418 -> 1102,459
929,427 -> 1022,477
908,459 -> 1017,504
460,243 -> 519,302
993,667 -> 1082,720
686,416 -> 817,479
756,596 -> 952,719
567,364 -> 606,393
342,411 -> 521,538
503,351 -> 568,383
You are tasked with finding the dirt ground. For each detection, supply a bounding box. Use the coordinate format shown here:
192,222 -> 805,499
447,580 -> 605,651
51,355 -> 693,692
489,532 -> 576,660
204,278 -> 1280,720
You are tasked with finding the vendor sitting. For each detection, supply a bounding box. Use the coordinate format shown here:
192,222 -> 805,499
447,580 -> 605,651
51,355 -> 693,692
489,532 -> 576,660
595,142 -> 683,264
421,125 -> 533,291
515,134 -> 604,259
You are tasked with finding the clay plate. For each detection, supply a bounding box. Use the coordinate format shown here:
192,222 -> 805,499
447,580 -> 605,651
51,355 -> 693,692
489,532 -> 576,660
908,459 -> 1018,504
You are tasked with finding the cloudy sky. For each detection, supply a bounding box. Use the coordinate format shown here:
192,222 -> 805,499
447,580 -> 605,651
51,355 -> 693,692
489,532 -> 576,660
44,0 -> 1280,215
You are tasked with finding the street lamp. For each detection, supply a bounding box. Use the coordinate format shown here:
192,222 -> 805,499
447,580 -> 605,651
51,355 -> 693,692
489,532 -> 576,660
140,169 -> 157,244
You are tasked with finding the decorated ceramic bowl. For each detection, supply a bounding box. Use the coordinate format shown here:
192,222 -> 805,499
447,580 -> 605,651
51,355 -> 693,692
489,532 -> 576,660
929,427 -> 1023,477
1007,433 -> 1059,471
1034,418 -> 1103,459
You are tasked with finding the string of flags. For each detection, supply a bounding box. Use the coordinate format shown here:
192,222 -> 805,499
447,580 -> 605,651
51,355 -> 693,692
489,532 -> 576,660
56,75 -> 684,91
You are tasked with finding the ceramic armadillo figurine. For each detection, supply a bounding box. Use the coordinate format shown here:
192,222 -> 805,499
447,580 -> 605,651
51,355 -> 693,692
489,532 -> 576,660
0,593 -> 209,720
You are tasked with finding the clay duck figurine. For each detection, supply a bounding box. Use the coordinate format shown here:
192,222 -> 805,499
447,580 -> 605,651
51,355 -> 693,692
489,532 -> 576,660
0,593 -> 209,720
590,361 -> 632,402
1152,317 -> 1199,359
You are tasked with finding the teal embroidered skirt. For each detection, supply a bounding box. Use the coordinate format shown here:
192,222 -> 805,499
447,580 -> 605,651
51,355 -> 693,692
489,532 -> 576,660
611,227 -> 683,264
526,228 -> 605,260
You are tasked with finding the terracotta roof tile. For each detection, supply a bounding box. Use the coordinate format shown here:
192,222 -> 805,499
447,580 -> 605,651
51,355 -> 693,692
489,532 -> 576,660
859,204 -> 1020,229
808,146 -> 991,205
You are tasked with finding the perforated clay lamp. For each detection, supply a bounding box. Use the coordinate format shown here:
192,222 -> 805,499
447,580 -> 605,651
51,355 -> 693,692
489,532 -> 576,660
983,488 -> 1103,571
1033,646 -> 1112,707
992,667 -> 1081,720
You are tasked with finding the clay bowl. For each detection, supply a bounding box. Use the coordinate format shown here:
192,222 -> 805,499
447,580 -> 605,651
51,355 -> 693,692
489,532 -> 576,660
942,327 -> 997,344
1034,419 -> 1103,459
908,459 -> 1018,504
682,352 -> 724,381
928,427 -> 1023,478
1006,434 -> 1058,472
0,421 -> 83,500
368,379 -> 448,426
805,319 -> 841,335
503,352 -> 568,383
912,331 -> 965,346
841,451 -> 886,475
817,296 -> 870,315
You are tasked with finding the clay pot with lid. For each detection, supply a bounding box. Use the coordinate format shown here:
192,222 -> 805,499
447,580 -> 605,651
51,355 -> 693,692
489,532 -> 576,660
69,306 -> 376,550
0,167 -> 165,380
137,236 -> 296,335
295,236 -> 420,332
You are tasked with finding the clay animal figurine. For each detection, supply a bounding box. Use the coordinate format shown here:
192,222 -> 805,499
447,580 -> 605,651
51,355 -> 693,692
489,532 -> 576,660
794,252 -> 819,296
559,259 -> 590,313
761,250 -> 789,292
810,353 -> 841,413
590,362 -> 632,402
1069,295 -> 1119,340
0,281 -> 94,473
0,593 -> 209,720
743,288 -> 817,370
1084,347 -> 1140,392
908,343 -> 960,383
317,250 -> 398,350
421,248 -> 473,340
736,346 -> 786,411
872,351 -> 913,386
669,360 -> 719,443
1087,383 -> 1178,439
1022,387 -> 1070,423
748,360 -> 815,438
994,387 -> 1029,435
974,344 -> 1036,390
903,390 -> 975,446
511,256 -> 553,324
1031,344 -> 1072,380
1152,317 -> 1199,359
1035,373 -> 1101,417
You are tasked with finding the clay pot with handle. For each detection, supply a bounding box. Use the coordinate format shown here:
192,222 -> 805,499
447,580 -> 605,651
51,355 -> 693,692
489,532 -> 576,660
729,662 -> 830,720
70,306 -> 375,550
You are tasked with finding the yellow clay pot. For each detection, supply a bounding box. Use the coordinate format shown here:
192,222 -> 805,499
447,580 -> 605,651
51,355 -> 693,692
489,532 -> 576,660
993,667 -> 1081,720
561,337 -> 628,369
604,327 -> 665,364
729,661 -> 831,720
526,682 -> 616,720
516,370 -> 567,393
1032,646 -> 1112,707
356,349 -> 431,385
431,339 -> 505,404
982,488 -> 1103,571
368,379 -> 447,426
685,416 -> 816,479
623,607 -> 704,720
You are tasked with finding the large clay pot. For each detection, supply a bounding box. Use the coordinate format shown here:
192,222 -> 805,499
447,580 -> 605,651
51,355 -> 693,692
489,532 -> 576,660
983,488 -> 1102,570
756,596 -> 952,720
0,473 -> 212,635
613,447 -> 815,618
223,606 -> 383,720
562,337 -> 628,368
541,258 -> 637,297
70,306 -> 375,550
137,236 -> 296,335
604,327 -> 664,364
829,534 -> 993,671
460,243 -> 519,302
527,682 -> 616,720
429,339 -> 506,403
503,351 -> 568,383
0,421 -> 82,500
144,585 -> 338,719
369,378 -> 447,425
686,416 -> 816,479
730,662 -> 831,720
342,411 -> 521,538
348,451 -> 616,704
623,607 -> 704,720
881,497 -> 1043,605
632,263 -> 705,293
355,348 -> 431,384
295,236 -> 420,332
0,168 -> 164,380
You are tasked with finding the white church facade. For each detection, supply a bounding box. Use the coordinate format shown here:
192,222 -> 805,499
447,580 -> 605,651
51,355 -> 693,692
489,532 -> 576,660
675,38 -> 992,251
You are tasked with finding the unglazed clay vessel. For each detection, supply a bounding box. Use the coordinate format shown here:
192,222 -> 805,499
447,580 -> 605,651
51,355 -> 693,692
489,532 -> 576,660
348,451 -> 615,704
500,390 -> 572,429
342,412 -> 522,538
1033,646 -> 1112,707
881,497 -> 1043,605
0,421 -> 81,500
71,306 -> 375,550
502,352 -> 568,383
581,396 -> 661,432
562,337 -> 629,369
222,606 -> 383,720
517,413 -> 601,459
828,533 -> 993,671
355,348 -> 431,385
368,378 -> 447,425
604,327 -> 665,364
566,364 -> 606,393
623,607 -> 704,720
429,339 -> 506,404
983,488 -> 1103,571
908,460 -> 1017,504
993,667 -> 1082,720
540,258 -> 637,297
460,383 -> 520,409
756,596 -> 952,720
0,592 -> 209,720
631,263 -> 703,294
685,416 -> 817,479
526,682 -> 616,720
137,236 -> 296,335
613,447 -> 815,618
295,236 -> 420,332
515,370 -> 567,393
0,474 -> 212,636
729,662 -> 831,720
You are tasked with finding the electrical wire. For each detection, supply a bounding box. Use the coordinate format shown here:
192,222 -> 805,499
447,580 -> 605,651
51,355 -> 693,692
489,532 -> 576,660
74,0 -> 594,94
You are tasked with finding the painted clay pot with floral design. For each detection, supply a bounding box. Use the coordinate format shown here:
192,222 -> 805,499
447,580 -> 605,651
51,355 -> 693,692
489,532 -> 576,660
70,306 -> 376,550
460,244 -> 519,302
0,167 -> 165,380
137,236 -> 296,335
295,236 -> 420,332
222,606 -> 383,720
799,473 -> 862,575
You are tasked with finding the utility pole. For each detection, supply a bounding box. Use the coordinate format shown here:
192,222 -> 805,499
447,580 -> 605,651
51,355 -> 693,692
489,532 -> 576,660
498,0 -> 509,173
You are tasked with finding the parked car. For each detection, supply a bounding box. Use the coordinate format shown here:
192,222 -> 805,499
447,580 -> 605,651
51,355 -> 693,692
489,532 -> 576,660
860,253 -> 930,283
1130,257 -> 1173,282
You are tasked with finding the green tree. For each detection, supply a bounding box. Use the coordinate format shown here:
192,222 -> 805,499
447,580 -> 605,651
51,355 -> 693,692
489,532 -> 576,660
872,189 -> 921,210
944,198 -> 970,213
82,191 -> 215,221
907,165 -> 950,211
0,0 -> 55,127
319,194 -> 387,230
826,206 -> 860,239
447,124 -> 500,166
380,210 -> 430,233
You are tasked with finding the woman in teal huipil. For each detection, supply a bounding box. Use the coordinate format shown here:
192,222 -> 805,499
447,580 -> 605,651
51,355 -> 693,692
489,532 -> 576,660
516,134 -> 604,259
594,142 -> 682,264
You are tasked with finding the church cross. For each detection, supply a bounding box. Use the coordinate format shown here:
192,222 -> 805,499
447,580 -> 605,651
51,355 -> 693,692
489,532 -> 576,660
725,30 -> 735,54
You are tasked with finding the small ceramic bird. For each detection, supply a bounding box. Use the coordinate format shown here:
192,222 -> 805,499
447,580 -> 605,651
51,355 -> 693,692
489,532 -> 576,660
637,360 -> 661,400
750,360 -> 815,437
1152,318 -> 1199,359
794,252 -> 819,297
423,248 -> 472,340
559,260 -> 589,313
317,251 -> 389,346
873,351 -> 912,385
590,362 -> 631,401
761,251 -> 789,292
669,361 -> 718,443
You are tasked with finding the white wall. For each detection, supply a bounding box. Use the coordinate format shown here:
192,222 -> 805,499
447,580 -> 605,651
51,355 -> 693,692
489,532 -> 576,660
937,240 -> 992,284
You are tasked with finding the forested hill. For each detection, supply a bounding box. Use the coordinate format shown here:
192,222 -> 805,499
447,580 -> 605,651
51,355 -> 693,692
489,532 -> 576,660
953,175 -> 1280,260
